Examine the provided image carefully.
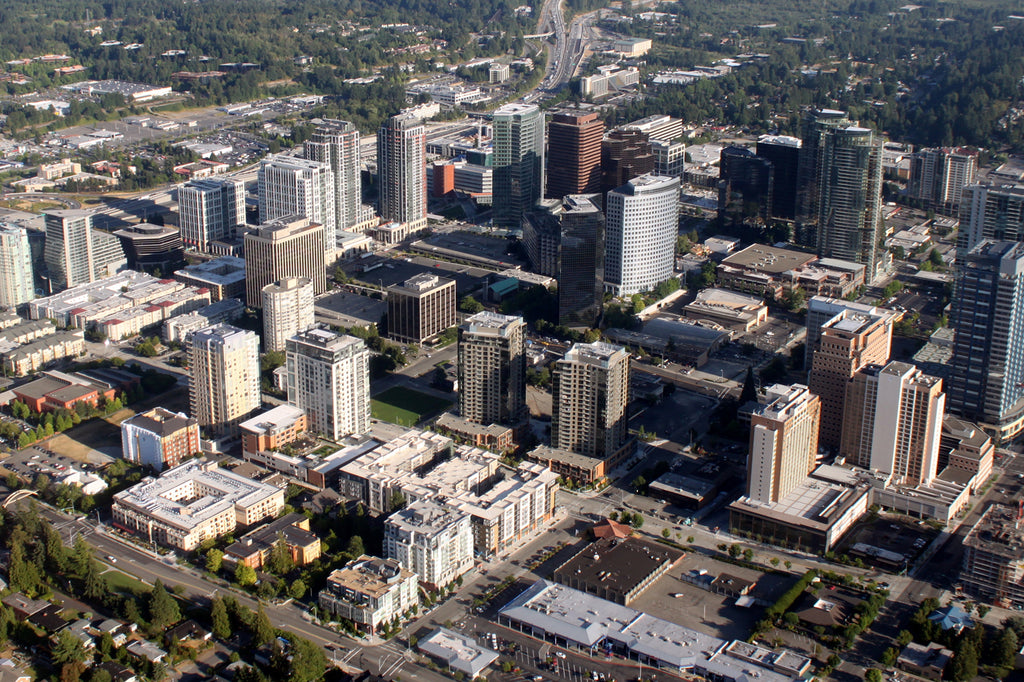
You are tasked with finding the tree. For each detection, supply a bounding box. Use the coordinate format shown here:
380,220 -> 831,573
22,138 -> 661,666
287,637 -> 328,682
630,513 -> 643,529
52,630 -> 87,665
993,627 -> 1018,671
289,579 -> 307,601
728,544 -> 741,558
740,366 -> 757,404
346,535 -> 365,558
459,296 -> 484,313
254,605 -> 276,646
148,580 -> 181,630
864,670 -> 883,682
235,563 -> 257,586
267,538 -> 294,575
951,637 -> 979,682
211,596 -> 231,640
390,490 -> 407,511
206,548 -> 224,573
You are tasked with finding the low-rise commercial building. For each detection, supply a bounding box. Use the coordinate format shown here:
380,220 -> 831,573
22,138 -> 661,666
526,445 -> 607,486
161,298 -> 245,343
111,460 -> 285,551
318,555 -> 419,635
239,405 -> 308,457
940,415 -> 994,492
717,244 -> 865,299
897,642 -> 954,680
433,412 -> 514,451
120,407 -> 201,472
417,628 -> 498,678
12,370 -> 120,413
384,501 -> 474,590
551,537 -> 684,605
223,513 -> 321,569
682,288 -> 768,332
173,256 -> 247,302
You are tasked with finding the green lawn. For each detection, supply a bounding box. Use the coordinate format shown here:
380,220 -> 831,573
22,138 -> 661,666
371,387 -> 452,426
103,569 -> 151,595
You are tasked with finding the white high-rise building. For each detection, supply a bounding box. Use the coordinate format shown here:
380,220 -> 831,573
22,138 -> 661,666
43,209 -> 126,293
189,324 -> 261,439
603,174 -> 680,296
262,276 -> 315,352
378,112 -> 427,230
258,155 -> 336,257
177,178 -> 246,251
304,120 -> 361,238
0,224 -> 35,308
286,327 -> 370,441
384,500 -> 474,590
747,384 -> 821,504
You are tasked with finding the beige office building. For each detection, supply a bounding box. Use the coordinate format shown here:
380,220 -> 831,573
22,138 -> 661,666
189,324 -> 261,438
747,384 -> 821,504
243,216 -> 327,308
841,361 -> 945,487
551,342 -> 631,463
386,274 -> 456,344
458,312 -> 527,427
807,310 -> 892,449
262,277 -> 315,352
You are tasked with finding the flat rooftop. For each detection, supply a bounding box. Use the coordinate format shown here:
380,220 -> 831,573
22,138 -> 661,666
722,244 -> 816,274
553,537 -> 684,598
238,404 -> 306,435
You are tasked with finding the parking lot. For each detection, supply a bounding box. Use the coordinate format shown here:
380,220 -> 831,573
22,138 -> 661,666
1,446 -> 95,483
836,514 -> 940,570
315,291 -> 387,328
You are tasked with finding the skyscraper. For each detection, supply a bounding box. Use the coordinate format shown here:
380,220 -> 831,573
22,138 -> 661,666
756,135 -> 801,221
378,112 -> 427,231
286,327 -> 370,441
746,384 -> 820,504
0,224 -> 35,308
601,128 -> 655,194
457,311 -> 527,427
958,183 -> 1024,251
807,309 -> 893,449
492,103 -> 546,229
841,361 -> 944,486
546,111 -> 603,199
189,324 -> 261,439
43,209 -> 126,292
804,296 -> 899,371
551,342 -> 630,461
557,195 -> 605,328
799,110 -> 885,280
243,216 -> 327,308
258,155 -> 336,256
262,277 -> 315,352
603,174 -> 680,296
908,147 -> 978,213
718,146 -> 773,226
177,178 -> 245,251
948,240 -> 1024,441
305,119 -> 362,237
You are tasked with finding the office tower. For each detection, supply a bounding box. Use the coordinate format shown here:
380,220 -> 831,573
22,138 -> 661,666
458,311 -> 527,427
189,324 -> 261,439
522,199 -> 563,277
384,500 -> 474,590
796,109 -> 852,228
551,342 -> 630,459
803,296 -> 899,370
603,174 -> 680,296
746,384 -> 820,504
756,135 -> 802,221
622,115 -> 684,143
386,273 -> 456,344
841,361 -> 944,486
304,119 -> 361,237
798,109 -> 885,279
286,327 -> 370,441
958,183 -> 1024,251
177,178 -> 245,251
121,407 -> 201,472
262,277 -> 315,352
378,112 -> 427,230
718,146 -> 773,226
558,195 -> 605,328
0,224 -> 35,308
113,223 -> 184,272
493,104 -> 546,229
601,128 -> 655,194
807,309 -> 893,449
258,155 -> 336,256
546,112 -> 603,199
948,240 -> 1024,441
651,139 -> 686,179
243,216 -> 327,308
43,209 -> 126,292
908,147 -> 978,212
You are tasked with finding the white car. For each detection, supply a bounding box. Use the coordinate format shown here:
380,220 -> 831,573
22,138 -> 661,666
555,652 -> 566,659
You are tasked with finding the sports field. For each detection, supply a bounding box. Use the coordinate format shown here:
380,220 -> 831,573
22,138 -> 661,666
371,387 -> 452,426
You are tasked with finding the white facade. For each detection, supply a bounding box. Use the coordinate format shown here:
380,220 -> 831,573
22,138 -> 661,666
189,324 -> 261,438
304,119 -> 362,238
43,210 -> 126,292
262,277 -> 315,352
319,555 -> 420,634
384,500 -> 474,588
378,112 -> 426,228
177,178 -> 245,251
286,327 -> 370,441
258,155 -> 337,256
604,174 -> 680,296
747,384 -> 820,504
0,224 -> 35,308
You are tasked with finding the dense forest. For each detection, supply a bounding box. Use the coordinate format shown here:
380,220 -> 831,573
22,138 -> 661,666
604,0 -> 1024,148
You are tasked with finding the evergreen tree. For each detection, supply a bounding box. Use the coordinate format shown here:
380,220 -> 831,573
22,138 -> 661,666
254,605 -> 275,646
267,538 -> 294,575
52,630 -> 87,665
740,366 -> 757,404
211,597 -> 231,640
994,627 -> 1018,671
147,580 -> 181,630
345,535 -> 365,558
952,637 -> 979,682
